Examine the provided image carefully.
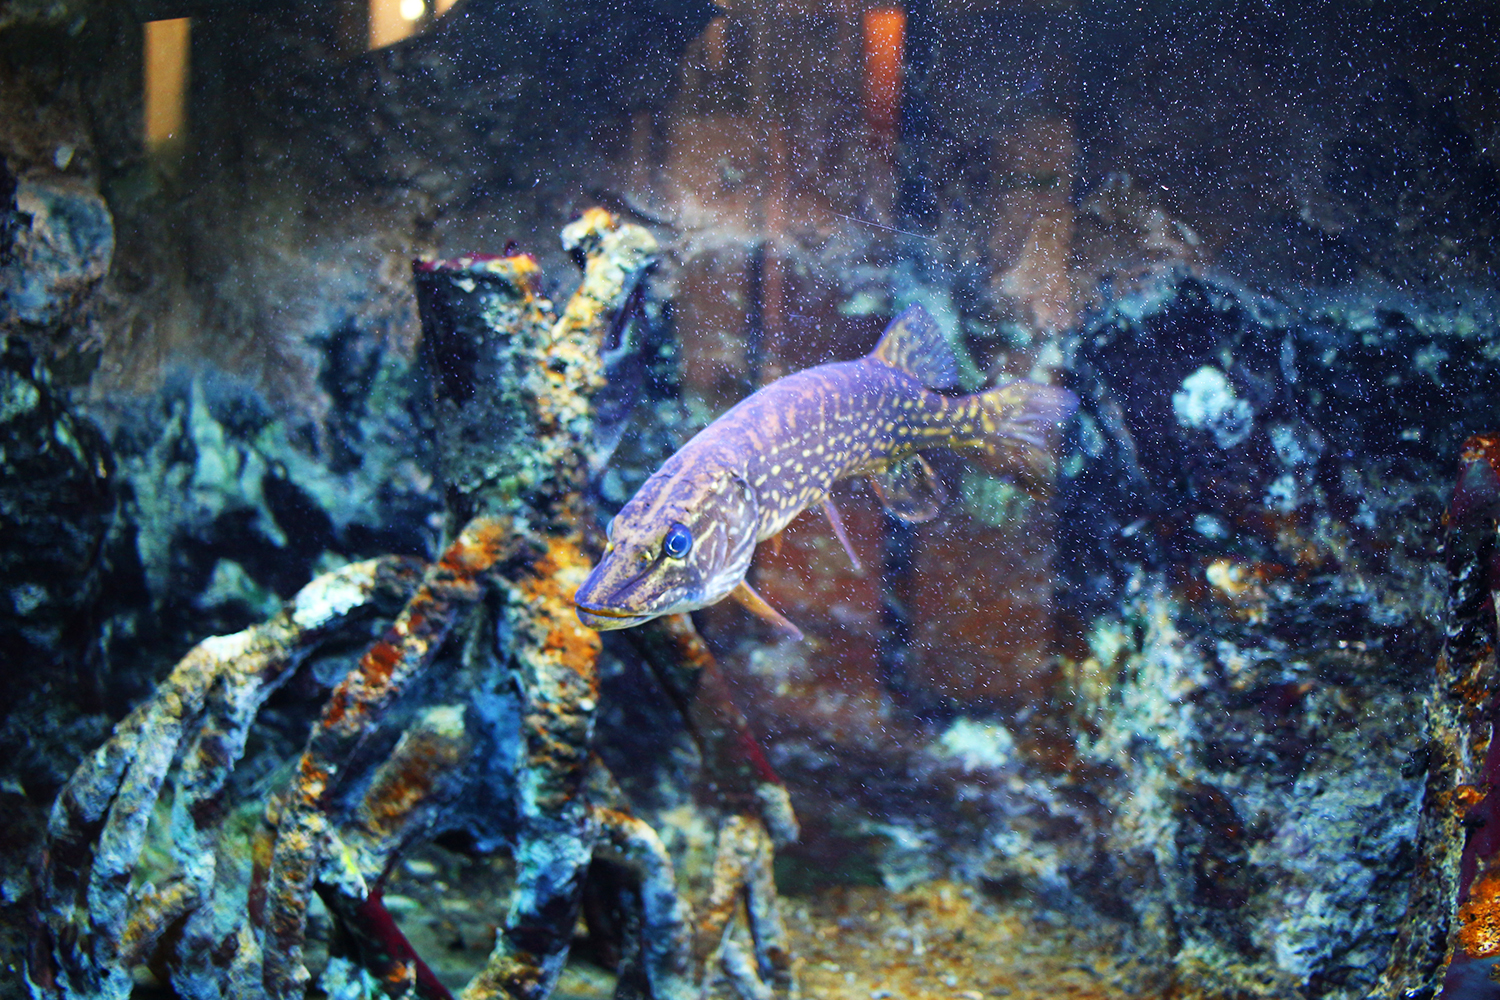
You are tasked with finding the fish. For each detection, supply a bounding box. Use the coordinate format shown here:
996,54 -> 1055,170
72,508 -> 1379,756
572,304 -> 1076,637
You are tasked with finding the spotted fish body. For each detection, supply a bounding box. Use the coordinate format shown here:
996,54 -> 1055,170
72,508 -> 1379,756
573,305 -> 1075,631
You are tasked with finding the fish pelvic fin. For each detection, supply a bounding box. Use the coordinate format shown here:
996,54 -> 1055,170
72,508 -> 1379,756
820,497 -> 864,574
869,304 -> 959,390
731,581 -> 805,642
971,380 -> 1078,486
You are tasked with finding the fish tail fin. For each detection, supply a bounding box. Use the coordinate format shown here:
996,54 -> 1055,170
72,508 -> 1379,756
971,380 -> 1078,486
869,304 -> 959,390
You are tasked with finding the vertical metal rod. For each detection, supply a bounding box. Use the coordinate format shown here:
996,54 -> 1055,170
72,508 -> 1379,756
894,0 -> 938,235
882,0 -> 937,708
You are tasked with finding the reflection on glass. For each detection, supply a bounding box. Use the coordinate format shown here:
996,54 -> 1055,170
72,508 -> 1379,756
143,18 -> 190,152
862,7 -> 904,133
369,0 -> 427,49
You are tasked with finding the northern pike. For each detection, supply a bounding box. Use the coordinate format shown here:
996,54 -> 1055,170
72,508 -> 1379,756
573,304 -> 1075,637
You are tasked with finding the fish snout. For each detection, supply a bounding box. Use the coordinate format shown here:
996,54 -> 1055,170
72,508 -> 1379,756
574,603 -> 653,631
573,563 -> 657,631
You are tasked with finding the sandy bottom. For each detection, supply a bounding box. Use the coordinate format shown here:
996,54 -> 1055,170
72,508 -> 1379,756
778,882 -> 1143,1000
368,845 -> 1145,1000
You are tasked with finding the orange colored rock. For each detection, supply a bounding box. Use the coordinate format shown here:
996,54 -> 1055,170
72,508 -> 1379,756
1460,868 -> 1500,957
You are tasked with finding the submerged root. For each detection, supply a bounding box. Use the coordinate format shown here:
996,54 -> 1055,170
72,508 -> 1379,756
30,211 -> 796,1000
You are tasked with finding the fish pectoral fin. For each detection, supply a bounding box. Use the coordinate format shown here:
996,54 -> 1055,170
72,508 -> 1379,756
731,581 -> 805,642
768,531 -> 783,558
870,453 -> 947,523
820,498 -> 864,574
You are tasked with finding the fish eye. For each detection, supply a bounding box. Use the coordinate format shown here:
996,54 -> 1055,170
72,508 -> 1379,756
662,522 -> 693,559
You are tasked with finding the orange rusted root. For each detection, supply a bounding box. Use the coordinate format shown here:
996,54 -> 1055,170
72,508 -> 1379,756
264,518 -> 516,999
353,708 -> 474,847
1453,784 -> 1488,815
455,215 -> 662,1000
288,710 -> 470,1000
1446,435 -> 1500,556
1461,433 -> 1500,463
623,615 -> 797,995
308,517 -> 512,753
1449,434 -> 1500,543
516,536 -> 602,670
590,806 -> 694,997
415,251 -> 544,298
482,253 -> 545,298
119,880 -> 196,968
697,815 -> 793,997
438,515 -> 516,576
537,210 -> 657,458
36,213 -> 679,1000
461,532 -> 603,1000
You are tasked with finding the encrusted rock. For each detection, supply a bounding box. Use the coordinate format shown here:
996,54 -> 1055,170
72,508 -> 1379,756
1057,274 -> 1500,998
0,334 -> 113,699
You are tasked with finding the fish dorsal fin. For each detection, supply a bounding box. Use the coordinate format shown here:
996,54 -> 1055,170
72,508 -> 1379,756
870,453 -> 948,523
869,304 -> 959,390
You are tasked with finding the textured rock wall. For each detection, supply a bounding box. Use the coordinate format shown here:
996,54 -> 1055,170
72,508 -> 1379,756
1057,275 -> 1500,997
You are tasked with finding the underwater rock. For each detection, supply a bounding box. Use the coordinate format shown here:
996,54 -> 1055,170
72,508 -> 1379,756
1058,274 -> 1500,998
0,334 -> 113,699
0,335 -> 117,1000
98,337 -> 441,662
0,178 -> 112,334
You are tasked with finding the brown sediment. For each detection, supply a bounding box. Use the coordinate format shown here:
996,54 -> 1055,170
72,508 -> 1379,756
788,880 -> 1144,1000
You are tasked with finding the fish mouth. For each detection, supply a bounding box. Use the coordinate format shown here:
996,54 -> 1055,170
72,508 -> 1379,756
573,601 -> 655,631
